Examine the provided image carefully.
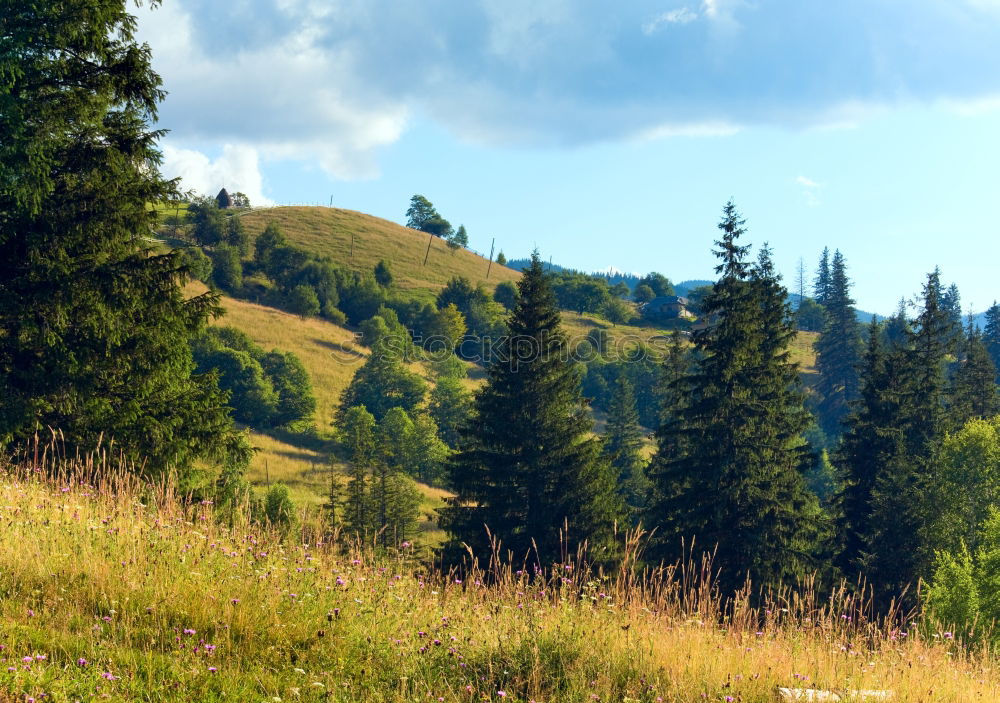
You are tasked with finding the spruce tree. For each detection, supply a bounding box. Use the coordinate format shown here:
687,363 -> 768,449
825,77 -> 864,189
983,302 -> 1000,374
337,334 -> 426,423
656,331 -> 690,427
0,0 -> 242,477
839,271 -> 958,602
814,250 -> 862,436
440,254 -> 623,565
883,298 -> 912,349
340,405 -> 376,536
646,203 -> 819,592
905,270 -> 954,456
602,375 -> 649,518
834,320 -> 908,580
814,247 -> 831,306
941,283 -> 964,347
950,323 -> 1000,425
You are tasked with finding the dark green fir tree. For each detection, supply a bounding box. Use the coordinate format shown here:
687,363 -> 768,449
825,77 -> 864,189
814,247 -> 831,306
440,253 -> 623,565
645,203 -> 820,593
814,250 -> 862,436
834,320 -> 908,584
950,322 -> 1000,425
839,271 -> 957,603
602,375 -> 649,519
983,302 -> 1000,374
0,0 -> 245,480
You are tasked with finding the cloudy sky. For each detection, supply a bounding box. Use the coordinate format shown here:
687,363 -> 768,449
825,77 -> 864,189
138,0 -> 1000,313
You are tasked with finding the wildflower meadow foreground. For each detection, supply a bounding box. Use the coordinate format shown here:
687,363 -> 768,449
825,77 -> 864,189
0,456 -> 996,702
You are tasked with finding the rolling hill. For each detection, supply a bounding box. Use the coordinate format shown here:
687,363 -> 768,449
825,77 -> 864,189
238,206 -> 520,301
170,206 -> 819,546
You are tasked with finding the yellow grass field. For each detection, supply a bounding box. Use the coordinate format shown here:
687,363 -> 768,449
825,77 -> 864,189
238,206 -> 520,300
0,462 -> 995,702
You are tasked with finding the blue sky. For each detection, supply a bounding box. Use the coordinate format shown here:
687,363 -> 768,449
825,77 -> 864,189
137,0 -> 1000,314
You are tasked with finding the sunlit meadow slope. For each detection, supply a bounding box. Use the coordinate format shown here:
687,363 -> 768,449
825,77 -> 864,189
0,458 -> 995,702
239,206 -> 520,301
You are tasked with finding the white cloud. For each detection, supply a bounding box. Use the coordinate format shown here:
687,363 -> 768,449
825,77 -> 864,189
965,0 -> 1000,10
133,0 -> 1000,175
940,94 -> 1000,116
795,176 -> 822,207
161,144 -> 273,206
643,8 -> 699,34
634,120 -> 741,141
138,1 -> 407,180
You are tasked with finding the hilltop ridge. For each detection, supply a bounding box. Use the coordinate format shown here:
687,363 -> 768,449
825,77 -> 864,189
238,206 -> 519,300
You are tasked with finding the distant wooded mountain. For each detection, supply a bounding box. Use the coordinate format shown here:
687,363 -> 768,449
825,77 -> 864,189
509,258 -> 993,326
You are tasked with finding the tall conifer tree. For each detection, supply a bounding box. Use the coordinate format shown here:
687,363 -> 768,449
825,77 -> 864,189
835,321 -> 908,582
646,203 -> 819,592
0,0 -> 242,476
602,375 -> 649,518
441,254 -> 623,565
839,271 -> 957,601
983,302 -> 1000,374
950,323 -> 1000,426
814,251 -> 862,436
814,247 -> 831,306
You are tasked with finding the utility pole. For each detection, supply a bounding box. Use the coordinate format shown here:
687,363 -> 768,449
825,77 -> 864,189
486,238 -> 495,279
350,232 -> 355,259
423,232 -> 434,266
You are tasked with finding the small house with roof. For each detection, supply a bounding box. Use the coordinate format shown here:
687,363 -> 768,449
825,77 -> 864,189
641,295 -> 694,321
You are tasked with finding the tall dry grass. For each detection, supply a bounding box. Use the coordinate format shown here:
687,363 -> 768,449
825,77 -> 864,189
0,444 -> 993,702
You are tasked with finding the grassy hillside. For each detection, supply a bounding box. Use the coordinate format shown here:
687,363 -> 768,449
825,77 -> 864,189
0,462 -> 993,702
238,206 -> 520,301
184,281 -> 450,541
187,290 -> 818,516
176,206 -> 819,538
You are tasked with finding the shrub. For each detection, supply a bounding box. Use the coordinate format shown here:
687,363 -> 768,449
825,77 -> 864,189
374,260 -> 394,288
177,246 -> 212,283
263,483 -> 297,535
286,284 -> 321,317
493,281 -> 519,311
210,243 -> 243,292
261,351 -> 316,427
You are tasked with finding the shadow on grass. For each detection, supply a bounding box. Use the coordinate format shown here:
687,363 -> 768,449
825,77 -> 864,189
312,338 -> 366,359
241,424 -> 339,456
